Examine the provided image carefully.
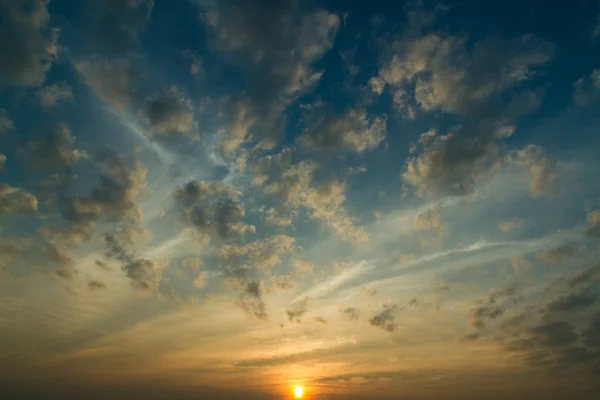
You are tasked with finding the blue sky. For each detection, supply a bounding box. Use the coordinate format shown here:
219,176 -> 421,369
1,1 -> 600,399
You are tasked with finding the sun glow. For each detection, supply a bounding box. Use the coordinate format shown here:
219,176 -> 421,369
294,386 -> 304,398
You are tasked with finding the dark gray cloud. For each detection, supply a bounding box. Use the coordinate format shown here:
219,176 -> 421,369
547,293 -> 596,313
237,280 -> 268,320
85,0 -> 154,55
143,86 -> 195,137
583,310 -> 600,348
529,321 -> 578,349
538,245 -> 577,264
88,280 -> 107,290
175,180 -> 254,239
299,107 -> 387,153
287,298 -> 308,323
44,240 -> 76,279
123,258 -> 161,291
369,304 -> 400,332
468,288 -> 514,330
22,123 -> 87,170
341,307 -> 360,321
0,0 -> 58,87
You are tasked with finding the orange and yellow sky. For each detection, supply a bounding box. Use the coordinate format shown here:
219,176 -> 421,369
1,1 -> 600,399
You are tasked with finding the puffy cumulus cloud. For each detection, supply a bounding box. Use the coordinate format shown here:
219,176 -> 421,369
58,149 -> 147,239
507,145 -> 557,198
0,0 -> 59,87
369,304 -> 400,332
499,219 -> 523,233
203,0 -> 339,103
260,206 -> 293,229
122,258 -> 163,292
0,109 -> 14,134
294,259 -> 314,275
0,184 -> 38,217
22,123 -> 87,170
299,108 -> 387,153
547,293 -> 596,313
585,208 -> 600,238
538,245 -> 577,264
253,152 -> 367,242
573,69 -> 600,105
414,205 -> 446,235
271,275 -> 295,291
402,93 -> 541,198
85,0 -> 154,55
193,271 -> 210,289
219,234 -> 296,269
175,180 -> 255,239
75,57 -> 131,111
143,86 -> 195,138
36,82 -> 73,109
44,240 -> 76,280
384,19 -> 553,198
287,297 -> 309,323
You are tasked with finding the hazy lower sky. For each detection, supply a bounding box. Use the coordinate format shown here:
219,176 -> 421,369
1,0 -> 600,399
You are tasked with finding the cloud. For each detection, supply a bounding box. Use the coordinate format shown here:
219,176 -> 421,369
88,280 -> 107,290
0,154 -> 5,172
547,293 -> 596,312
236,279 -> 268,320
387,21 -> 553,198
203,0 -> 339,103
0,240 -> 26,270
414,205 -> 447,235
499,220 -> 523,233
573,69 -> 600,105
0,184 -> 38,217
0,109 -> 13,134
75,57 -> 131,111
261,207 -> 293,229
507,145 -> 557,198
219,235 -> 296,270
529,321 -> 578,348
538,245 -> 577,263
585,208 -> 600,238
431,279 -> 451,292
36,82 -> 73,109
175,180 -> 255,239
0,0 -> 59,87
122,258 -> 162,292
287,297 -> 309,323
294,260 -> 313,275
22,123 -> 87,170
468,288 -> 517,330
271,275 -> 295,291
341,307 -> 360,321
44,240 -> 76,279
314,317 -> 327,324
182,49 -> 205,80
193,271 -> 210,289
143,86 -> 195,138
583,310 -> 600,348
563,266 -> 600,288
369,304 -> 400,332
299,108 -> 387,153
85,0 -> 154,55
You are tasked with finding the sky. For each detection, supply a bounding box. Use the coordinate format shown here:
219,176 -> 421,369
1,0 -> 600,399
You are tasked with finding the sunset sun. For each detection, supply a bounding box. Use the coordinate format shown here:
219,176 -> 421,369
294,386 -> 304,398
